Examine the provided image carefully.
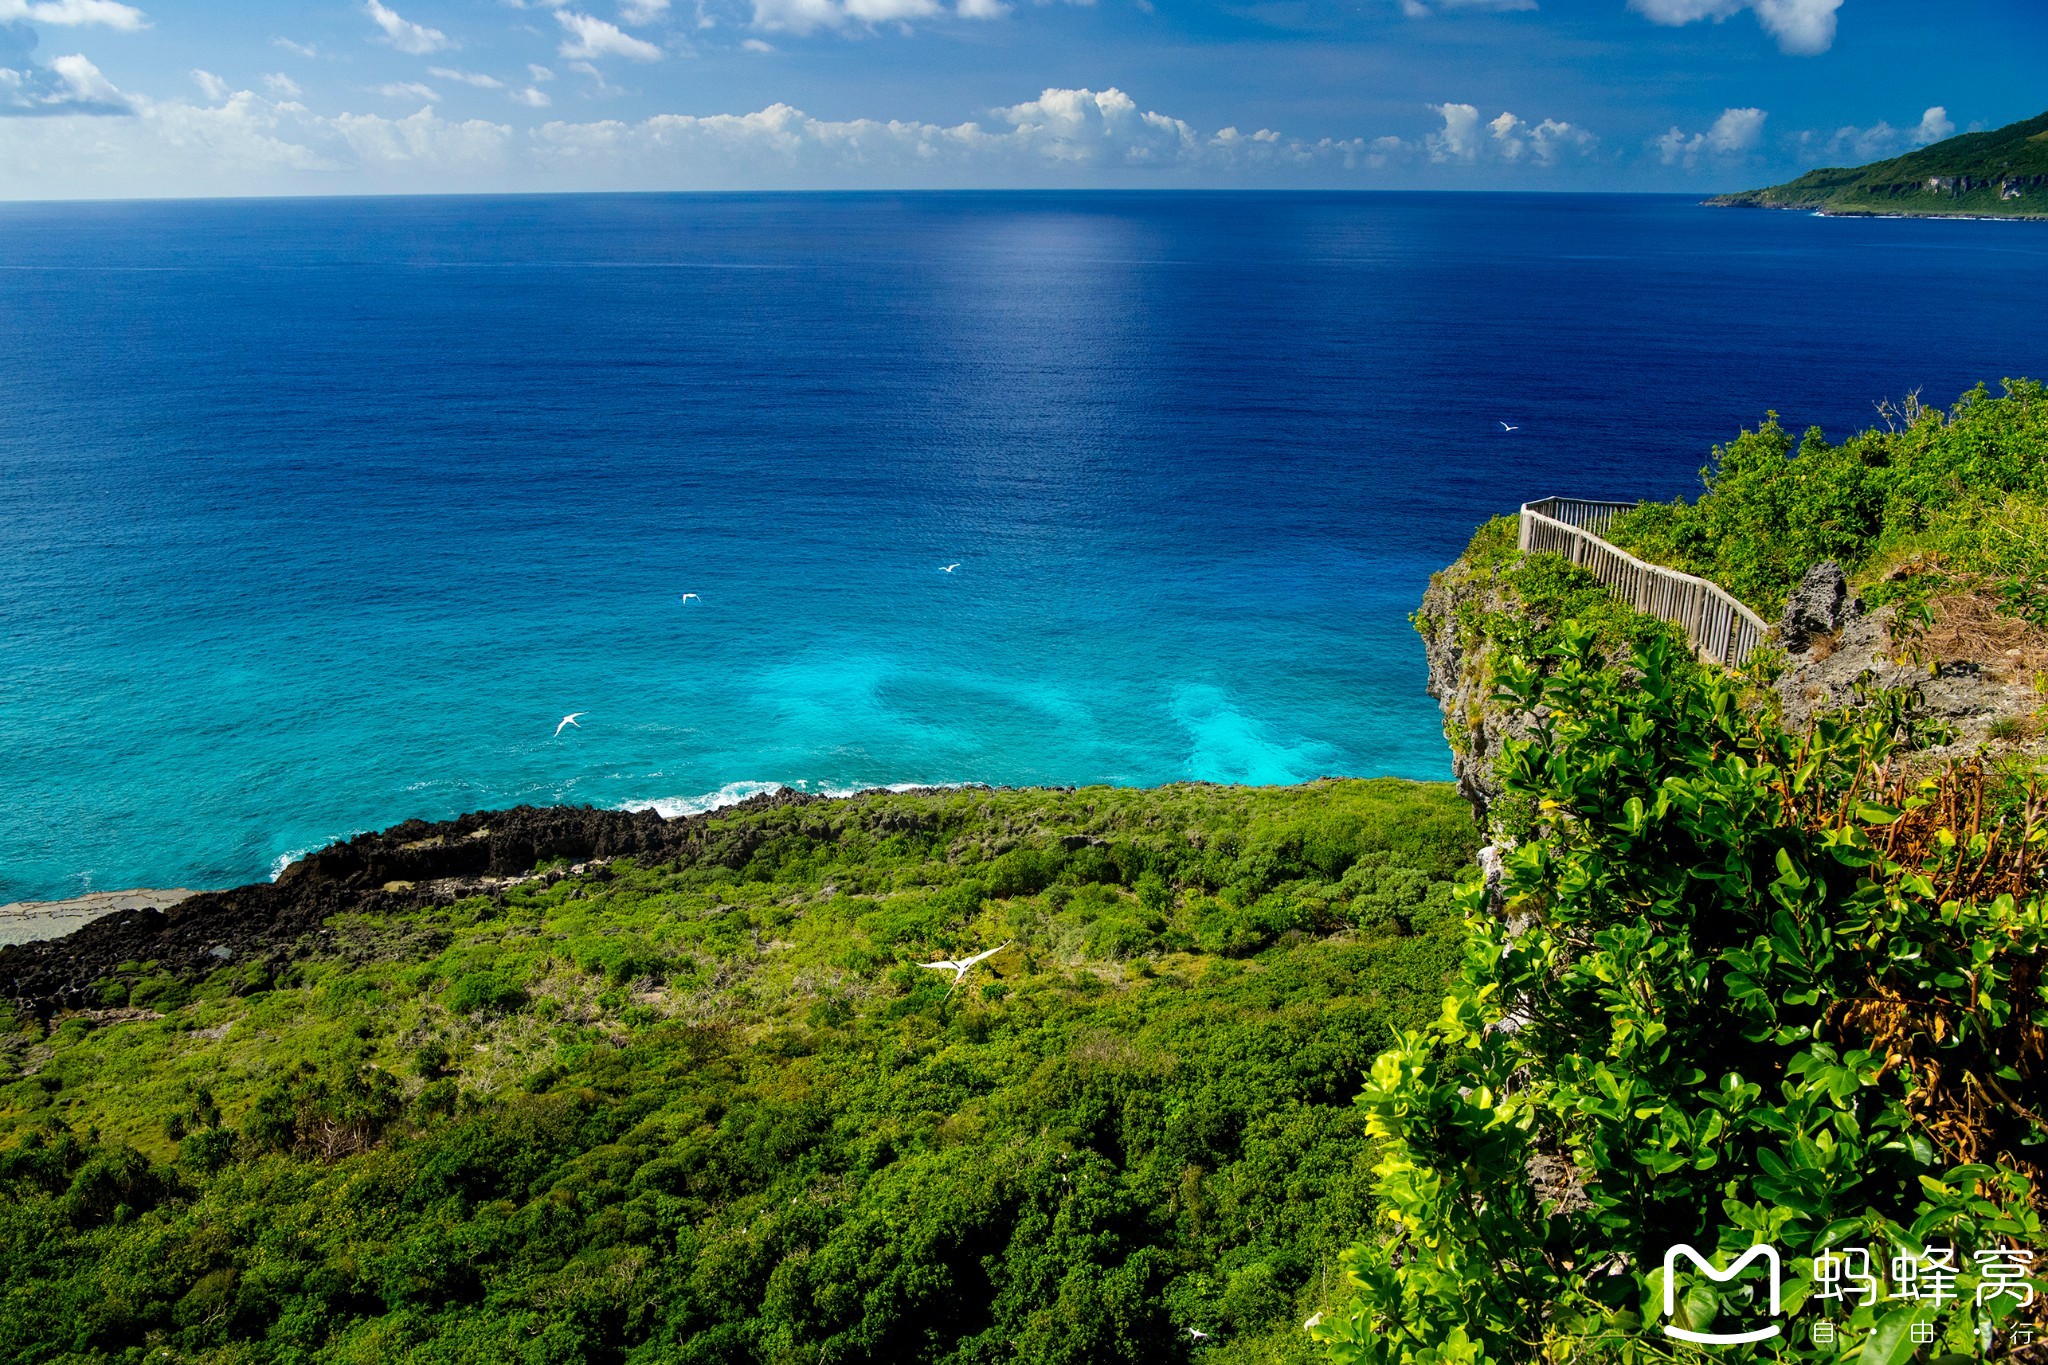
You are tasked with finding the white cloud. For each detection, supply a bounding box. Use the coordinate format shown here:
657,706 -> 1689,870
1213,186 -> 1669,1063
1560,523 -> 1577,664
332,105 -> 511,165
273,37 -> 319,57
1398,0 -> 1535,15
191,68 -> 229,102
1488,109 -> 1595,164
1628,0 -> 1841,55
429,66 -> 504,87
750,0 -> 1010,33
620,0 -> 668,20
844,0 -> 942,19
528,63 -> 556,81
1801,105 -> 1955,164
0,88 -> 517,192
46,52 -> 120,101
0,84 -> 1592,196
1426,101 -> 1481,161
263,72 -> 303,99
741,36 -> 774,49
1655,105 -> 1765,167
376,81 -> 440,102
0,39 -> 133,116
0,0 -> 147,29
365,0 -> 452,55
1419,103 -> 1593,165
557,11 -> 664,58
511,85 -> 551,106
1913,105 -> 1954,144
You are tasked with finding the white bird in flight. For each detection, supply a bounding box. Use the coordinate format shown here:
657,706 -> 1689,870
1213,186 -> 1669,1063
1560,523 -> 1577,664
679,593 -> 700,603
1499,421 -> 1520,432
1188,1329 -> 1213,1341
940,563 -> 960,573
554,712 -> 586,737
918,941 -> 1011,987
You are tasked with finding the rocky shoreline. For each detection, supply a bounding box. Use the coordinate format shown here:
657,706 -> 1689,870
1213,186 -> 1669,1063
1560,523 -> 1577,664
0,889 -> 202,949
0,787 -> 978,1019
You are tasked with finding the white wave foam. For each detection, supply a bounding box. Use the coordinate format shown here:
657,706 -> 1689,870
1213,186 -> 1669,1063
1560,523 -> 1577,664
622,782 -> 783,819
269,848 -> 311,881
622,779 -> 974,820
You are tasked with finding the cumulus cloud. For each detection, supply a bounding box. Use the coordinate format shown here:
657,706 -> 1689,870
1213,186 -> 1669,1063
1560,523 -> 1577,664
1418,102 -> 1593,164
511,85 -> 551,107
0,84 -> 1593,196
1915,106 -> 1956,144
1655,105 -> 1765,167
191,67 -> 228,102
1629,0 -> 1841,55
263,71 -> 303,99
1800,105 -> 1954,163
429,66 -> 503,87
619,0 -> 668,19
364,0 -> 451,55
1488,109 -> 1596,164
376,81 -> 439,102
332,105 -> 511,166
274,37 -> 319,57
0,23 -> 132,115
749,0 -> 1012,34
557,11 -> 663,58
1426,101 -> 1481,160
0,0 -> 146,29
1398,0 -> 1535,15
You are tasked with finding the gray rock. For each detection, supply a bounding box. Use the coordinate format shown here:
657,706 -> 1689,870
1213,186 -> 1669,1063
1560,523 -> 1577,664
1778,561 -> 1858,652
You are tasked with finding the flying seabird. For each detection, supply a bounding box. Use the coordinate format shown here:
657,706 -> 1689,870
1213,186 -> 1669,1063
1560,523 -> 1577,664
679,593 -> 700,603
555,712 -> 586,737
918,941 -> 1011,987
1499,421 -> 1520,432
941,564 -> 960,573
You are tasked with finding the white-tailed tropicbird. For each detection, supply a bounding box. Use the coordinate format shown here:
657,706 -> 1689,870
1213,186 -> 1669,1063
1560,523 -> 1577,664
918,941 -> 1011,987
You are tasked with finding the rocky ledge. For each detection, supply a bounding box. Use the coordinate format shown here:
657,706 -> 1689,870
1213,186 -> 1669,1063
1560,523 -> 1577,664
0,788 -> 972,1018
1417,554 -> 2046,838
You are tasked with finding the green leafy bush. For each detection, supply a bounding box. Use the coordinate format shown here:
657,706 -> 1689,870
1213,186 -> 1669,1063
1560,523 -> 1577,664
1315,627 -> 2048,1364
447,970 -> 529,1014
1610,379 -> 2048,615
0,780 -> 1478,1363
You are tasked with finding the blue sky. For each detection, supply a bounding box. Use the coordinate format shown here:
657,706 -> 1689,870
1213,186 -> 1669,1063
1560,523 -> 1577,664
0,0 -> 2041,196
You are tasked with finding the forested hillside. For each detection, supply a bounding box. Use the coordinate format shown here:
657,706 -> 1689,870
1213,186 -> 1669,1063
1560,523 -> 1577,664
0,782 -> 1476,1364
1332,381 -> 2048,1363
1708,109 -> 2048,217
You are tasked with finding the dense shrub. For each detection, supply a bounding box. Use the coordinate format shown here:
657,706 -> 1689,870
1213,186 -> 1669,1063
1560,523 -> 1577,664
1316,628 -> 2048,1364
1610,378 -> 2048,614
0,780 -> 1477,1363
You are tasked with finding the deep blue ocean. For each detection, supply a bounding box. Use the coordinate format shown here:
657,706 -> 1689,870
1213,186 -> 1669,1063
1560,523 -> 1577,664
3,192 -> 2045,902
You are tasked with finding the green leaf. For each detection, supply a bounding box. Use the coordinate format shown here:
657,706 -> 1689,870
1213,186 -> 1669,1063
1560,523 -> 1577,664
1858,1306 -> 1925,1365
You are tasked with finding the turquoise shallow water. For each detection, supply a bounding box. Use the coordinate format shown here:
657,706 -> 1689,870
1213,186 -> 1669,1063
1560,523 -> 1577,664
2,192 -> 2045,901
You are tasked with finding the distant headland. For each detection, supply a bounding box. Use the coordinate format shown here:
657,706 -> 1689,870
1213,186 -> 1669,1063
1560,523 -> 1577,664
1707,108 -> 2048,219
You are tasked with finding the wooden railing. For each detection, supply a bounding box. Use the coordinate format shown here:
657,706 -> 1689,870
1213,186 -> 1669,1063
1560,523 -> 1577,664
1519,497 -> 1769,669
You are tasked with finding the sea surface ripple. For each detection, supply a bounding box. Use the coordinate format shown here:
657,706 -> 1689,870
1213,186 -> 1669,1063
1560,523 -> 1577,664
3,192 -> 2044,900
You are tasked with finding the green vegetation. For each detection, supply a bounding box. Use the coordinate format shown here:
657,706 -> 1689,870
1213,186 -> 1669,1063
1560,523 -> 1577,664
1440,516 -> 1701,674
1316,629 -> 2048,1364
0,781 -> 1479,1364
1609,379 -> 2048,619
1707,109 -> 2048,218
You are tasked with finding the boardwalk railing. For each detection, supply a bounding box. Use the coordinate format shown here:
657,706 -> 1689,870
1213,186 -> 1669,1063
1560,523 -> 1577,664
1519,497 -> 1769,669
